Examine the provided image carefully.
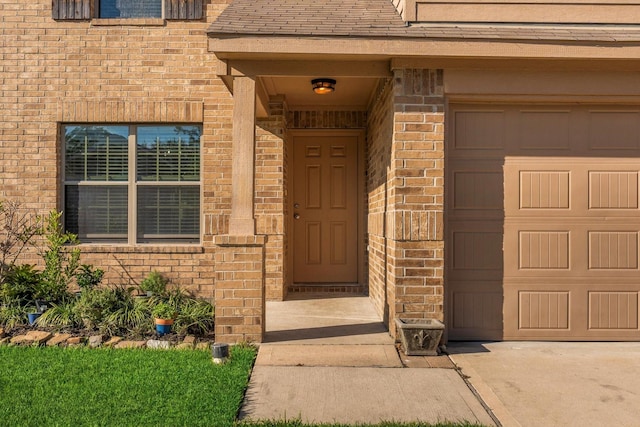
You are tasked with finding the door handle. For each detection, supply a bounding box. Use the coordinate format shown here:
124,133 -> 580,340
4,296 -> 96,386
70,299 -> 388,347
294,213 -> 300,220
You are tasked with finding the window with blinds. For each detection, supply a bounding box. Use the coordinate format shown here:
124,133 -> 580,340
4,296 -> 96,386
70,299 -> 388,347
99,0 -> 162,18
64,125 -> 201,244
52,0 -> 204,20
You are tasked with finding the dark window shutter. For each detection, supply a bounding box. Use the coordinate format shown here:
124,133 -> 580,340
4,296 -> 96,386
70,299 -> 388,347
165,0 -> 203,20
52,0 -> 92,20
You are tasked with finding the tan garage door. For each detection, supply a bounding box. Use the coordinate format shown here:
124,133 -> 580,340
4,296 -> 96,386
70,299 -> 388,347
447,104 -> 640,340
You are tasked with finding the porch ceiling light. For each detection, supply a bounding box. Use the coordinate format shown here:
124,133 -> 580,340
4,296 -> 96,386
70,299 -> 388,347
311,78 -> 336,95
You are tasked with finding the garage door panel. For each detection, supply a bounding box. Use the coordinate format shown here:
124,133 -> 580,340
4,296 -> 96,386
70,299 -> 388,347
518,231 -> 570,270
449,221 -> 503,282
506,222 -> 640,278
588,111 -> 640,150
518,291 -> 570,330
453,171 -> 503,210
519,111 -> 571,151
452,110 -> 506,153
589,232 -> 639,270
506,161 -> 640,218
589,171 -> 639,210
589,291 -> 639,330
450,283 -> 503,340
449,103 -> 640,341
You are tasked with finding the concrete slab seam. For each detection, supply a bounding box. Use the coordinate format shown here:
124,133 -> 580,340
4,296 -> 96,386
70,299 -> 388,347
448,354 -> 514,427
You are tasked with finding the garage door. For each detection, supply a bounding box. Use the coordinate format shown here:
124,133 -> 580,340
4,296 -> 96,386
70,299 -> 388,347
447,104 -> 640,340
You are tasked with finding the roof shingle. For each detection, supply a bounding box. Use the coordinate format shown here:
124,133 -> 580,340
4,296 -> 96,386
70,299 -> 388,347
208,0 -> 640,43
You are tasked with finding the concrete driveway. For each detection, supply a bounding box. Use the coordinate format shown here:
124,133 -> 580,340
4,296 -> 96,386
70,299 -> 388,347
448,341 -> 640,427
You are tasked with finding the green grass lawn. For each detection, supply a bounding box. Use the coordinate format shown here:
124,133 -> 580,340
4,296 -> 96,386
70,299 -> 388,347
0,345 -> 482,427
0,345 -> 256,427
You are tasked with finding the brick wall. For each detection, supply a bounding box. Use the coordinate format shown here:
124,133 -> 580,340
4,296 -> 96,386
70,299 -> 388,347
0,1 -> 232,298
367,69 -> 445,337
390,68 -> 445,327
367,79 -> 394,323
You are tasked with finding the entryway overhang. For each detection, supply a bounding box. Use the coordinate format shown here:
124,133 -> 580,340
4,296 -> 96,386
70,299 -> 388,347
213,57 -> 392,118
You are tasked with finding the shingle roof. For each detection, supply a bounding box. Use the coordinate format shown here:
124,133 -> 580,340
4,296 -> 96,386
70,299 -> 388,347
207,0 -> 640,43
208,0 -> 408,38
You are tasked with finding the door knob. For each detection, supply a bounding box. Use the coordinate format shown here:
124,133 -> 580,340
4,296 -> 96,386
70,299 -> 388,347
294,213 -> 300,220
294,203 -> 300,209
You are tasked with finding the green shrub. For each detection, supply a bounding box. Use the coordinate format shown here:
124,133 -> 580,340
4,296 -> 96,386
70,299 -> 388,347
73,287 -> 121,330
37,211 -> 80,304
0,303 -> 27,329
76,264 -> 104,292
0,264 -> 41,306
151,302 -> 176,320
174,298 -> 214,335
102,296 -> 152,336
37,299 -> 81,329
139,270 -> 168,296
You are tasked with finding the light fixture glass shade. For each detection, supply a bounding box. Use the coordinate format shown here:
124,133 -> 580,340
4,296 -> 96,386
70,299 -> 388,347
311,78 -> 336,94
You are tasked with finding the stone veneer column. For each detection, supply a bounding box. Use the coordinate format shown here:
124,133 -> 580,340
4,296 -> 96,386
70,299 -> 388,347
388,68 -> 445,337
215,76 -> 266,343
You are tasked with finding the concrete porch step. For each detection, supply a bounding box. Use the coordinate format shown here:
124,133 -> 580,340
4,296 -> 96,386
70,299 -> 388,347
255,343 -> 403,368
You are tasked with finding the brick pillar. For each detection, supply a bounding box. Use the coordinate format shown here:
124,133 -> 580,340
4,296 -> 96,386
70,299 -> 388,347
214,235 -> 266,343
215,75 -> 266,343
388,68 -> 445,337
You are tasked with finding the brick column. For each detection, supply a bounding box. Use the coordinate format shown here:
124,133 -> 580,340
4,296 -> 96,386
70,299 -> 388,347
215,76 -> 267,343
214,235 -> 266,343
388,68 -> 445,336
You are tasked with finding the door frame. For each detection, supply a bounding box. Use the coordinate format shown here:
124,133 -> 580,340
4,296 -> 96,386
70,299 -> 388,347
286,129 -> 366,289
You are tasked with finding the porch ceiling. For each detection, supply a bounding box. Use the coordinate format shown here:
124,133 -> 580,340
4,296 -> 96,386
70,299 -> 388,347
260,76 -> 380,110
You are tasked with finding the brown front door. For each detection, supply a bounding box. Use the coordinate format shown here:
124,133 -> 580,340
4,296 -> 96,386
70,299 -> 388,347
292,134 -> 358,283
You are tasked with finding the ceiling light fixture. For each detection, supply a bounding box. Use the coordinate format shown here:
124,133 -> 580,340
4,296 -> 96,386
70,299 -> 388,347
311,78 -> 336,95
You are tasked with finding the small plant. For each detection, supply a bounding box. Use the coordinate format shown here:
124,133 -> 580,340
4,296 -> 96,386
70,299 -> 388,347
152,302 -> 176,320
174,298 -> 214,336
0,200 -> 42,287
37,300 -> 80,329
76,264 -> 104,292
37,210 -> 80,304
139,271 -> 168,296
0,264 -> 42,306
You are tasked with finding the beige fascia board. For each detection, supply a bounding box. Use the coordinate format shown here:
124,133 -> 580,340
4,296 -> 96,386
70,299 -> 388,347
209,36 -> 640,61
390,57 -> 640,71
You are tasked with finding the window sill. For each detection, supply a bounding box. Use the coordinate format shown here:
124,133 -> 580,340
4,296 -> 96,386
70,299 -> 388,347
78,244 -> 204,254
91,18 -> 165,27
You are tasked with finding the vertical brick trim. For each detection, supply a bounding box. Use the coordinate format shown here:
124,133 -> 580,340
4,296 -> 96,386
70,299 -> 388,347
389,69 -> 445,334
57,100 -> 204,123
165,0 -> 203,20
52,0 -> 92,20
256,96 -> 288,301
214,235 -> 266,343
367,78 -> 394,326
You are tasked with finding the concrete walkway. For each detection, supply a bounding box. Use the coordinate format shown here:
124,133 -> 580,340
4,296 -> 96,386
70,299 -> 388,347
239,295 -> 496,425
